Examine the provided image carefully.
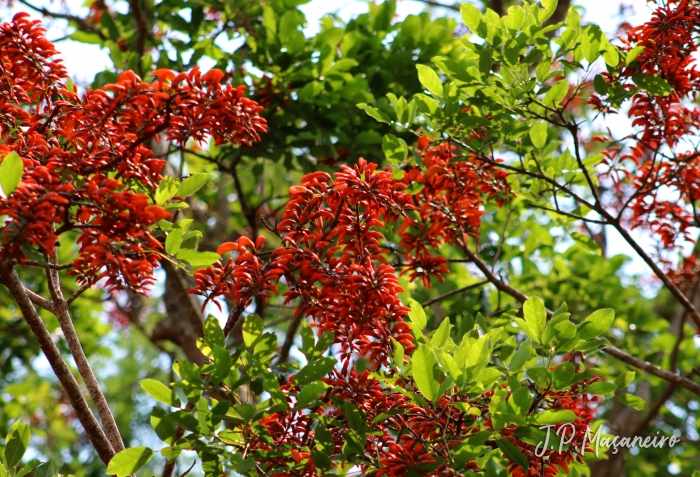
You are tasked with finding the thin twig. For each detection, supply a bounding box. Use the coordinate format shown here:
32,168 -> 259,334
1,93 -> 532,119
18,0 -> 107,40
421,280 -> 489,307
66,281 -> 91,306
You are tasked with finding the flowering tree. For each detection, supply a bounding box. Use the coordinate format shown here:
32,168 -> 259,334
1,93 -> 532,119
2,1 -> 700,477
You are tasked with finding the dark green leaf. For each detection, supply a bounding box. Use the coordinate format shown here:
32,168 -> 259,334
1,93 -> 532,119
632,73 -> 673,96
293,357 -> 337,385
495,438 -> 528,472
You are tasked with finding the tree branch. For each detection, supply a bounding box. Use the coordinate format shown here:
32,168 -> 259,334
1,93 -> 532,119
421,280 -> 489,307
24,287 -> 55,311
412,0 -> 459,11
277,314 -> 303,365
453,237 -> 700,397
601,345 -> 700,396
44,264 -> 125,453
18,0 -> 107,40
0,265 -> 116,465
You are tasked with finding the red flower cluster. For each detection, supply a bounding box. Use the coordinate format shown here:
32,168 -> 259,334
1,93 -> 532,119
190,235 -> 285,313
0,13 -> 266,292
398,137 -> 510,286
591,1 -> 700,249
192,159 -> 417,367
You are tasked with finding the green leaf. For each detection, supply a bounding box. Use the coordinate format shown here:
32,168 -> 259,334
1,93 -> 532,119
571,232 -> 602,256
177,173 -> 214,198
412,344 -> 441,402
532,410 -> 577,425
586,381 -> 617,396
296,381 -> 329,408
526,366 -> 549,388
407,298 -> 427,329
4,422 -> 29,469
177,250 -> 220,267
242,314 -> 263,348
601,43 -> 620,67
391,337 -> 405,367
615,371 -> 635,390
510,387 -> 532,416
620,394 -> 648,411
514,318 -> 540,344
465,336 -> 491,380
204,315 -> 225,348
542,311 -> 571,344
33,461 -> 55,477
504,6 -> 525,30
416,64 -> 443,97
431,318 -> 452,348
461,3 -> 486,37
311,451 -> 331,471
495,438 -> 528,472
100,12 -> 120,40
632,73 -> 673,96
540,0 -> 558,22
523,296 -> 546,338
413,94 -> 439,115
437,350 -> 463,383
156,176 -> 179,205
15,460 -> 40,477
0,151 -> 23,197
165,229 -> 183,256
69,31 -> 103,44
141,379 -> 181,407
543,79 -> 569,107
293,357 -> 338,385
212,345 -> 232,383
106,447 -> 154,477
553,362 -> 575,389
626,45 -> 645,64
593,74 -> 609,95
529,122 -> 547,149
577,308 -> 615,340
581,25 -> 603,63
151,407 -> 176,444
357,103 -> 392,124
509,340 -> 532,373
382,134 -> 408,164
314,423 -> 334,455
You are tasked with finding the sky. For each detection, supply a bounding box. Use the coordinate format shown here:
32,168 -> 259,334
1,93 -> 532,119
1,0 -> 670,280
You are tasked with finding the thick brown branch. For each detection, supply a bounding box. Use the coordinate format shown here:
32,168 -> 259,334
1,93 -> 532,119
601,345 -> 700,396
0,266 -> 115,465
